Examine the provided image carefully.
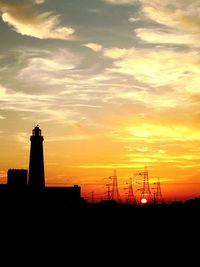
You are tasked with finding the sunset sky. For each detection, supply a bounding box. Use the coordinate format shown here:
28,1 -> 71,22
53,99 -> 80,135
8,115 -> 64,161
1,0 -> 200,202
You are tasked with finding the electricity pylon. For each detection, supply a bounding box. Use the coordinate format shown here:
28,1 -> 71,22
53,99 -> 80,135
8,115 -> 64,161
126,178 -> 137,205
139,166 -> 153,204
155,177 -> 165,204
110,170 -> 122,203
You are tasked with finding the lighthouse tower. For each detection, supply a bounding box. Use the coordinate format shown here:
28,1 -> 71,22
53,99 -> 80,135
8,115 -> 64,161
28,125 -> 45,191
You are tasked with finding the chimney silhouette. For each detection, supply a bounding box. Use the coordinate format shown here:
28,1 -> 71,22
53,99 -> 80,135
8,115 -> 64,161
28,125 -> 45,191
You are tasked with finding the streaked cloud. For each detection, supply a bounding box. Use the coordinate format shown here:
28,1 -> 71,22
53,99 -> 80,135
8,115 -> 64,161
17,48 -> 80,82
102,0 -> 137,5
0,1 -> 75,40
0,84 -> 6,96
16,132 -> 29,144
128,16 -> 140,22
0,82 -> 80,124
103,48 -> 127,59
88,9 -> 101,14
123,124 -> 200,142
135,28 -> 200,47
0,83 -> 53,107
79,163 -> 145,169
138,0 -> 200,47
104,47 -> 200,93
46,134 -> 95,142
0,48 -> 110,125
34,0 -> 45,4
141,0 -> 200,32
16,47 -> 108,92
83,43 -> 103,52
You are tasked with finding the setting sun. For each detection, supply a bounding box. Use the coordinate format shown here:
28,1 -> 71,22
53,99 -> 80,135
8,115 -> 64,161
141,198 -> 148,204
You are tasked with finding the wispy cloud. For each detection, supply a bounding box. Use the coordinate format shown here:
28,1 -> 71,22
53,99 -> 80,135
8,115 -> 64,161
16,47 -> 108,91
104,47 -> 200,94
102,0 -> 137,5
122,124 -> 200,142
33,0 -> 45,4
0,1 -> 75,40
135,28 -> 200,47
128,16 -> 140,22
79,163 -> 145,169
1,43 -> 199,129
0,48 -> 112,125
140,0 -> 200,32
88,9 -> 101,14
83,43 -> 103,52
46,134 -> 94,142
17,48 -> 80,83
103,47 -> 127,59
138,0 -> 200,47
16,132 -> 29,144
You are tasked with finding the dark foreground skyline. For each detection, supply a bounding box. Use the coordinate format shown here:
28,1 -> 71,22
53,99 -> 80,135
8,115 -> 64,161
1,125 -> 200,210
1,2 -> 199,258
0,125 -> 199,261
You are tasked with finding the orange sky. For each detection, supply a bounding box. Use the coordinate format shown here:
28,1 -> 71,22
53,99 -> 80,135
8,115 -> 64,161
1,121 -> 200,203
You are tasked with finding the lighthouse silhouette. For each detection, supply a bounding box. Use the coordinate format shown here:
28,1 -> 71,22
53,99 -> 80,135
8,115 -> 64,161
28,125 -> 45,191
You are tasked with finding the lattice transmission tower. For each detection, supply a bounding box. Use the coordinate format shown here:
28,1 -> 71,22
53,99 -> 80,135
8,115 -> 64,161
155,177 -> 165,204
139,166 -> 153,204
110,170 -> 121,203
126,178 -> 137,205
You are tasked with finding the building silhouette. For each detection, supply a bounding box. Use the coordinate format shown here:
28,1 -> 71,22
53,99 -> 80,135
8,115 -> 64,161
28,125 -> 45,191
7,169 -> 27,192
44,185 -> 81,208
0,126 -> 83,208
